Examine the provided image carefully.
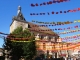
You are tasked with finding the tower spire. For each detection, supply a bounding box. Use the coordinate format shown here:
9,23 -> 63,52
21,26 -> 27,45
17,5 -> 21,15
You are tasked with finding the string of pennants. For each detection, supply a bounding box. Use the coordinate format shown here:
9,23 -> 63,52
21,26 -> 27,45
2,33 -> 80,41
63,38 -> 80,42
9,28 -> 80,36
1,32 -> 80,40
30,25 -> 79,31
30,8 -> 80,16
30,28 -> 80,35
31,0 -> 69,7
61,34 -> 80,40
5,33 -> 80,42
32,20 -> 80,24
37,42 -> 80,51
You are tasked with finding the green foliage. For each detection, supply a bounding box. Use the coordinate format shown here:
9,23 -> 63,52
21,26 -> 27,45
3,26 -> 37,60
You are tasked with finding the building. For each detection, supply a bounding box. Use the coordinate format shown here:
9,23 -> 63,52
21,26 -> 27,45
3,6 -> 80,60
10,6 -> 65,58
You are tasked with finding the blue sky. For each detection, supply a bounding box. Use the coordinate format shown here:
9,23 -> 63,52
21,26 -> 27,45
0,0 -> 80,48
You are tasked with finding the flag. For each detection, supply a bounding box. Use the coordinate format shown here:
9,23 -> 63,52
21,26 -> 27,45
60,11 -> 62,13
36,3 -> 38,6
74,20 -> 77,23
52,11 -> 54,14
74,25 -> 78,28
40,4 -> 42,6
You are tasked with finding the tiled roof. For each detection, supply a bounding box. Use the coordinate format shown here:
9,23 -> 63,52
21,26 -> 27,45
28,22 -> 59,36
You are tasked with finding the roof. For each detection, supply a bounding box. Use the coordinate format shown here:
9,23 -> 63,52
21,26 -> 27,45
10,12 -> 28,26
28,22 -> 59,36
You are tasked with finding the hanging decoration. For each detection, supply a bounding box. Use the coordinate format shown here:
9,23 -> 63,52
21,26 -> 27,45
63,38 -> 80,42
1,31 -> 80,41
32,21 -> 72,25
0,32 -> 9,35
29,28 -> 80,35
29,25 -> 79,31
58,28 -> 80,35
32,20 -> 80,24
0,30 -> 57,36
37,42 -> 80,51
30,8 -> 80,16
61,34 -> 80,40
5,34 -> 80,42
31,0 -> 70,7
10,40 -> 35,42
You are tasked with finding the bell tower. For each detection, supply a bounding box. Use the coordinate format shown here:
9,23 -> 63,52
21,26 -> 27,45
10,6 -> 28,33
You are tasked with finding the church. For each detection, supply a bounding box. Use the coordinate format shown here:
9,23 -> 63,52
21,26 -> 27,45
10,6 -> 63,58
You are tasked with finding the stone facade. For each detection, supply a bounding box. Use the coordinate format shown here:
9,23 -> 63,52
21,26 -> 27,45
10,20 -> 28,33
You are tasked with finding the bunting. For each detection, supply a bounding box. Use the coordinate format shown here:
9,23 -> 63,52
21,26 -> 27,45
31,0 -> 70,7
32,20 -> 80,24
1,31 -> 80,40
58,28 -> 80,35
63,38 -> 80,42
30,28 -> 80,35
61,34 -> 80,40
10,40 -> 35,42
30,25 -> 79,31
37,42 -> 80,51
30,8 -> 80,16
5,33 -> 80,41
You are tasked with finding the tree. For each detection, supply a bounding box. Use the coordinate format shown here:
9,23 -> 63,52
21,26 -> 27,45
3,26 -> 37,60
